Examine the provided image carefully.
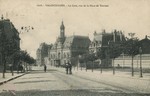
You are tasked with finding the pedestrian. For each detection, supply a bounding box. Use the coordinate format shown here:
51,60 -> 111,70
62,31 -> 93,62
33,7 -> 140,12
68,62 -> 72,74
65,63 -> 69,74
44,64 -> 47,72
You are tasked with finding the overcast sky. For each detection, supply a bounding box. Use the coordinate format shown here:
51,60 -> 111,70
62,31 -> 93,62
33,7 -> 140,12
0,0 -> 150,58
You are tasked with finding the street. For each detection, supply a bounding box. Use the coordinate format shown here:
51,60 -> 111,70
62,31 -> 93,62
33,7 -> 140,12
0,67 -> 149,96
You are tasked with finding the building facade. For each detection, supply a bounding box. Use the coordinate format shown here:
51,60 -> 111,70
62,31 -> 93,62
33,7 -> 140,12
36,43 -> 50,66
48,21 -> 90,67
0,16 -> 20,71
89,29 -> 126,67
114,35 -> 150,68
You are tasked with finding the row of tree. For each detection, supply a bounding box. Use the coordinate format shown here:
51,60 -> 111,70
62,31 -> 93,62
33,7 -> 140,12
11,50 -> 36,75
0,18 -> 35,78
0,33 -> 35,78
79,34 -> 145,76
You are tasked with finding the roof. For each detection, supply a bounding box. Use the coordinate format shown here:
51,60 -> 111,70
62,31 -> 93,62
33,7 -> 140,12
139,37 -> 150,54
39,43 -> 49,50
92,32 -> 113,46
60,21 -> 65,29
0,19 -> 20,40
92,31 -> 126,47
94,33 -> 103,41
64,35 -> 90,48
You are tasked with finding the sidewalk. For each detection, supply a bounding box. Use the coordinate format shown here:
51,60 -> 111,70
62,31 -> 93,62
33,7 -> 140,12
0,72 -> 27,86
51,66 -> 150,93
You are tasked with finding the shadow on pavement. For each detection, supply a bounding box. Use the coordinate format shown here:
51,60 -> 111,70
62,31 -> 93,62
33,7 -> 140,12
0,89 -> 150,96
20,77 -> 46,79
14,80 -> 56,84
29,69 -> 57,74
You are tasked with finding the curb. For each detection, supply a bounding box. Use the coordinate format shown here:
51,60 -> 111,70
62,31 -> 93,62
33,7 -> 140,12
0,72 -> 28,86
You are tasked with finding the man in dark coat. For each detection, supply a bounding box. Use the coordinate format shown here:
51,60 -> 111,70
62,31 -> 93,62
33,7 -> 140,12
68,62 -> 72,74
65,63 -> 69,74
44,64 -> 47,72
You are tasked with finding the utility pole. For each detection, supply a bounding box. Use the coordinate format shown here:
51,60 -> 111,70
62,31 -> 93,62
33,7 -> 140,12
139,47 -> 143,77
128,32 -> 135,77
122,52 -> 125,68
112,44 -> 115,75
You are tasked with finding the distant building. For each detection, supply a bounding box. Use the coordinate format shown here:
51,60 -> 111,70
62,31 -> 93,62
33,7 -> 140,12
48,21 -> 90,67
0,16 -> 20,70
36,43 -> 51,66
114,35 -> 150,68
89,29 -> 126,67
44,57 -> 49,66
139,35 -> 150,54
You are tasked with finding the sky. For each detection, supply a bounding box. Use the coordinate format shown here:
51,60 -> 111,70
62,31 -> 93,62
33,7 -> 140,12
0,0 -> 150,58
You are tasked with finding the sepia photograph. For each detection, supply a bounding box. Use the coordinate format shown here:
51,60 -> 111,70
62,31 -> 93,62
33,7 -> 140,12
0,0 -> 150,95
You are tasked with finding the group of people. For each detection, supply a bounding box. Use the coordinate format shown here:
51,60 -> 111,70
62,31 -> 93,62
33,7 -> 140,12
65,62 -> 72,74
43,62 -> 72,74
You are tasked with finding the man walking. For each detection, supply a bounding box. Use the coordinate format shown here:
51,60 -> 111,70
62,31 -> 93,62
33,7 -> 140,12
65,63 -> 69,74
68,62 -> 72,74
44,64 -> 47,72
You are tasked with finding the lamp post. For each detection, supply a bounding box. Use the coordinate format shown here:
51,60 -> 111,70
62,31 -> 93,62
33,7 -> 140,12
128,32 -> 135,77
108,41 -> 115,75
85,54 -> 87,72
77,55 -> 79,71
112,44 -> 115,75
122,52 -> 125,69
139,47 -> 143,77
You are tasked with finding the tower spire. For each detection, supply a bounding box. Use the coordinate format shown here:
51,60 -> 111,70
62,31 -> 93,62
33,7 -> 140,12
60,20 -> 65,38
60,20 -> 65,29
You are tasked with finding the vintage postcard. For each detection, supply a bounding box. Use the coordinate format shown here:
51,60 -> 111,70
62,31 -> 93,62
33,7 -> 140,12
0,0 -> 150,96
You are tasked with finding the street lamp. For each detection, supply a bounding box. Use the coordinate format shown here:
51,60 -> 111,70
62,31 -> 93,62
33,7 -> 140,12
139,47 -> 143,77
128,32 -> 135,77
85,54 -> 87,72
108,41 -> 115,75
112,44 -> 115,75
